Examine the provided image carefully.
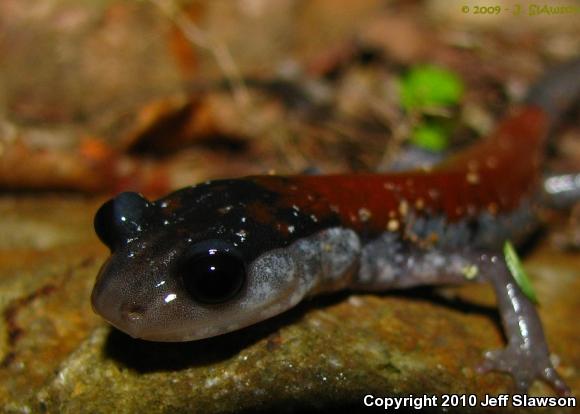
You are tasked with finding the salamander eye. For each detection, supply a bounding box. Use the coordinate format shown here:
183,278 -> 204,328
181,245 -> 245,304
94,192 -> 152,251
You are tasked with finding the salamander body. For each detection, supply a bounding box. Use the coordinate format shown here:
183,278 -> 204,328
92,59 -> 580,394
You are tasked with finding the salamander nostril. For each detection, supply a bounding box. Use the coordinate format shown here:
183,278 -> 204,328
120,303 -> 145,323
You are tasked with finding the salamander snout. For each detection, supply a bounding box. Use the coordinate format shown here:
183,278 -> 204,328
120,303 -> 145,323
105,302 -> 147,338
91,260 -> 149,338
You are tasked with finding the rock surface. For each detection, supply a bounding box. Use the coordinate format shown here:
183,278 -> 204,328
0,195 -> 577,413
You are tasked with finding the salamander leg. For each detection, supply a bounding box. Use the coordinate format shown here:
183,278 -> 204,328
474,253 -> 570,395
355,242 -> 570,394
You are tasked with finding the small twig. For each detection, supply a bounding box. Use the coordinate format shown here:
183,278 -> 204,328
150,0 -> 250,107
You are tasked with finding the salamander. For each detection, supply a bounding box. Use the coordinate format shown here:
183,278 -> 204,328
92,59 -> 580,394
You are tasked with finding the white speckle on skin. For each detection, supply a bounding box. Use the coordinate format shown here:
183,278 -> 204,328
164,293 -> 177,303
163,220 -> 169,226
236,229 -> 248,241
310,214 -> 318,222
428,189 -> 439,199
358,208 -> 371,222
160,201 -> 169,208
461,264 -> 479,279
387,219 -> 399,232
466,172 -> 480,184
399,200 -> 409,217
288,225 -> 295,233
424,251 -> 446,268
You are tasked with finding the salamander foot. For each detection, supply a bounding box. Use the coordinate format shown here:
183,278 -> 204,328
477,344 -> 570,396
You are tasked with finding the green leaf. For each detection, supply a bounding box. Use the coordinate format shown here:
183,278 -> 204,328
503,240 -> 539,304
400,65 -> 464,111
410,122 -> 449,151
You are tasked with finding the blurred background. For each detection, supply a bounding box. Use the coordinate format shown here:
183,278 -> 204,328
1,0 -> 578,196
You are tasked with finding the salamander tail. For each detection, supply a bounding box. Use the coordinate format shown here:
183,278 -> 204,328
529,58 -> 580,209
525,57 -> 580,126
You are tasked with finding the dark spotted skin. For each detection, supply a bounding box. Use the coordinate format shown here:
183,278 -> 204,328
153,179 -> 342,263
92,59 -> 579,395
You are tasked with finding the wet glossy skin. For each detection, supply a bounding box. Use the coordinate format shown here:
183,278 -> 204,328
92,59 -> 579,394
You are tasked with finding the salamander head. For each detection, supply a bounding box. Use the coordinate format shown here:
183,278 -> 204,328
91,180 -> 325,342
